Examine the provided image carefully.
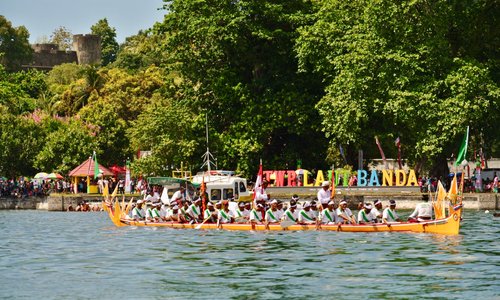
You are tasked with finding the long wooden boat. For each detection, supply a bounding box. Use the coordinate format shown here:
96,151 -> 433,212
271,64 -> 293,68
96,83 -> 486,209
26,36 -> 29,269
104,199 -> 463,235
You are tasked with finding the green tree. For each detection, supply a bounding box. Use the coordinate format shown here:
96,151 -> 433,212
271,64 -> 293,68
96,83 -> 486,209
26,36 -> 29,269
156,0 -> 325,175
49,26 -> 73,50
91,18 -> 119,66
0,15 -> 32,71
0,108 -> 43,177
113,29 -> 166,71
34,118 -> 98,174
128,95 -> 199,176
295,0 -> 500,173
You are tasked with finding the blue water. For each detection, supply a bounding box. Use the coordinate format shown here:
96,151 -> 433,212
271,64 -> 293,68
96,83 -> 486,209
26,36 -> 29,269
0,210 -> 498,299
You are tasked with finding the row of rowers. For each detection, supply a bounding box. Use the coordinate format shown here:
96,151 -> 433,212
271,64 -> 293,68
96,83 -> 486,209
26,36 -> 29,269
126,196 -> 403,225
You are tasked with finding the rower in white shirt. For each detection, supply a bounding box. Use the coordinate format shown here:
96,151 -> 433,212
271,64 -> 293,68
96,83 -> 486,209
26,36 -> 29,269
204,202 -> 217,223
265,199 -> 281,224
358,203 -> 376,224
242,202 -> 252,219
319,201 -> 340,225
408,198 -> 433,222
382,200 -> 402,223
170,186 -> 186,206
131,200 -> 145,221
317,181 -> 332,209
298,202 -> 316,224
250,204 -> 265,223
282,199 -> 299,223
186,198 -> 203,223
217,201 -> 235,228
233,202 -> 246,219
337,200 -> 356,224
149,202 -> 163,222
275,201 -> 285,221
371,199 -> 383,222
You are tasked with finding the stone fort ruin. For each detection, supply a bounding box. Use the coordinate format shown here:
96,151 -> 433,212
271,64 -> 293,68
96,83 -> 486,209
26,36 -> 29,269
22,34 -> 101,70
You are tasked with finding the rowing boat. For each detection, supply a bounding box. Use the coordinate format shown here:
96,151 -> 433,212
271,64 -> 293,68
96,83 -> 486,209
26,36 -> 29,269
103,198 -> 463,235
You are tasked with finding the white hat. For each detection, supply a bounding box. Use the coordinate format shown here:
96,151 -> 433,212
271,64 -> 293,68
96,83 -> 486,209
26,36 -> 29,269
304,202 -> 311,208
207,202 -> 214,207
270,199 -> 278,205
172,205 -> 179,210
364,203 -> 373,209
328,200 -> 335,205
340,200 -> 347,205
136,200 -> 144,204
257,204 -> 264,208
321,181 -> 330,187
374,199 -> 381,206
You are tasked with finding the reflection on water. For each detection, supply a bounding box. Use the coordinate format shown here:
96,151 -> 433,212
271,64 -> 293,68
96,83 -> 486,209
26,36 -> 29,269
0,210 -> 498,299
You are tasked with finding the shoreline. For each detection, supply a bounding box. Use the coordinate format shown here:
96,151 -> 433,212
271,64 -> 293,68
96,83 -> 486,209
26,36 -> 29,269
0,188 -> 498,210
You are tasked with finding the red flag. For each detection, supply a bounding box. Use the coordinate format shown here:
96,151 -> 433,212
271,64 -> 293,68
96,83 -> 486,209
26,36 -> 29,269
201,176 -> 207,213
330,168 -> 335,200
480,148 -> 486,169
375,136 -> 387,167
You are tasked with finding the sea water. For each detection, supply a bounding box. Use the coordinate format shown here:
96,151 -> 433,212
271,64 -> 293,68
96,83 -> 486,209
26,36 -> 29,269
0,210 -> 498,299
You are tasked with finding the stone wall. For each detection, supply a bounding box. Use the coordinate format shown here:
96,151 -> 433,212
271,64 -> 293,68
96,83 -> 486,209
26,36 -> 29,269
0,197 -> 46,209
22,34 -> 101,71
73,34 -> 101,65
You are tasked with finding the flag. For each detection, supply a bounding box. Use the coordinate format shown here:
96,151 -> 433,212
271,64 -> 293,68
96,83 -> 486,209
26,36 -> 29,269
479,148 -> 486,169
253,160 -> 262,202
375,136 -> 387,167
455,126 -> 469,166
395,137 -> 402,169
330,167 -> 335,200
253,160 -> 263,209
434,181 -> 447,219
92,151 -> 99,179
447,174 -> 458,205
201,176 -> 207,213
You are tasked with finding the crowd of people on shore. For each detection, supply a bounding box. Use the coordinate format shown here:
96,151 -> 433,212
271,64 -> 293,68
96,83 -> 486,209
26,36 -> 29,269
124,180 -> 435,228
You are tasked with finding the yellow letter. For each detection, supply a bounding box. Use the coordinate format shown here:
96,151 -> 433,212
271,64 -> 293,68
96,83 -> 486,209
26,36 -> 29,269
382,170 -> 393,186
315,170 -> 325,186
395,170 -> 407,186
406,170 -> 418,186
304,171 -> 313,186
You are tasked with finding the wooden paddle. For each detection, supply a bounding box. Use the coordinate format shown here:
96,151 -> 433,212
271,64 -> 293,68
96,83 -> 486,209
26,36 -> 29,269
195,216 -> 212,229
280,220 -> 295,229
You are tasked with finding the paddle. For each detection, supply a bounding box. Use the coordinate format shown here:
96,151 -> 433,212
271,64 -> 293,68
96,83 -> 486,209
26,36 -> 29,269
234,216 -> 247,223
280,220 -> 295,229
195,216 -> 212,229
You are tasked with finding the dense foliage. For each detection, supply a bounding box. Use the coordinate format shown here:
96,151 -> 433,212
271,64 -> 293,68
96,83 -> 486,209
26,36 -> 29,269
0,0 -> 498,178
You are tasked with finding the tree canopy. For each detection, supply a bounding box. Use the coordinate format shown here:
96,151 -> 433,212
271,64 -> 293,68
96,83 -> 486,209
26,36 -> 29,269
0,2 -> 498,178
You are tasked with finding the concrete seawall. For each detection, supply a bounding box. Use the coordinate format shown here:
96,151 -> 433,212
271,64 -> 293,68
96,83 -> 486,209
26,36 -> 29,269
268,186 -> 500,210
0,190 -> 498,210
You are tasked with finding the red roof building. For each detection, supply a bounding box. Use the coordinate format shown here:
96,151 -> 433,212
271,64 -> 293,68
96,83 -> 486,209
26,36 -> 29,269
68,158 -> 114,177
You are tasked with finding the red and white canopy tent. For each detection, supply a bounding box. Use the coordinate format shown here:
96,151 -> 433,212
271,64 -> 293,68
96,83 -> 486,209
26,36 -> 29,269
68,158 -> 113,193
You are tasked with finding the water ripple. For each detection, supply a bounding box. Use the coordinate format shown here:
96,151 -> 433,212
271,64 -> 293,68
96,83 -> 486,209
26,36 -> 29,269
0,210 -> 498,299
